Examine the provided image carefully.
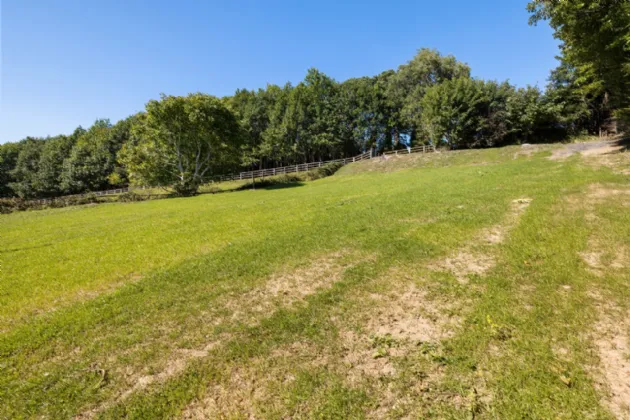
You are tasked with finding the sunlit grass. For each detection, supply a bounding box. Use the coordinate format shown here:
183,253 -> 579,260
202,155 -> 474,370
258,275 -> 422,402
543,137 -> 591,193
1,144 -> 628,418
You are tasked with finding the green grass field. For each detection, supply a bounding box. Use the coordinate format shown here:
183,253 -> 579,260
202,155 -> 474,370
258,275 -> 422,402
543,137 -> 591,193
1,141 -> 629,419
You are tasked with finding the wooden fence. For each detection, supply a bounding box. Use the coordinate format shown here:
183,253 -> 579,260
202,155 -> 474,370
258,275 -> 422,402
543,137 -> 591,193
21,145 -> 437,204
214,151 -> 373,182
381,145 -> 436,156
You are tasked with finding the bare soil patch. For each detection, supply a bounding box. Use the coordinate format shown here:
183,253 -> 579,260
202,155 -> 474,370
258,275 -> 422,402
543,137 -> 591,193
566,184 -> 630,223
580,244 -> 628,277
589,297 -> 630,420
430,198 -> 531,283
570,184 -> 630,277
82,252 -> 359,418
364,285 -> 458,342
430,251 -> 495,284
513,144 -> 541,159
335,265 -> 465,417
550,139 -> 624,161
181,340 -> 337,418
227,251 -> 356,323
340,281 -> 459,381
181,363 -> 274,419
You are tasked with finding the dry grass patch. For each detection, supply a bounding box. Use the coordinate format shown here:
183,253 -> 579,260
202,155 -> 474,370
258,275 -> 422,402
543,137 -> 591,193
122,342 -> 222,397
579,138 -> 630,175
78,341 -> 225,419
364,285 -> 457,342
564,183 -> 630,226
587,293 -> 630,420
587,185 -> 630,201
512,144 -> 543,159
179,267 -> 465,419
572,183 -> 630,418
571,184 -> 630,276
334,267 -> 465,416
226,251 -> 359,323
180,340 -> 339,419
590,153 -> 630,176
580,243 -> 628,277
82,252 -> 360,417
430,251 -> 495,284
550,139 -> 624,161
430,198 -> 532,283
180,360 -> 281,419
340,283 -> 458,382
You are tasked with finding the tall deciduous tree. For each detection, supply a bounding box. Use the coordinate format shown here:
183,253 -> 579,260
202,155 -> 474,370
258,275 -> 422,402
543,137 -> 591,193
389,48 -> 471,145
0,142 -> 22,197
528,0 -> 630,125
61,120 -> 119,193
544,62 -> 604,135
420,78 -> 486,148
120,93 -> 243,196
35,134 -> 77,197
9,138 -> 45,198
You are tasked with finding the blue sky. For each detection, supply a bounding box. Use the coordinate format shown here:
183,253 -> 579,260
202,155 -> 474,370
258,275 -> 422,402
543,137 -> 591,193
1,0 -> 559,144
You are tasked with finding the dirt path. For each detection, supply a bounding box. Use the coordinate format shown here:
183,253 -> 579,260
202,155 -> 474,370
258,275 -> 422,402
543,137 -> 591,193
550,138 -> 627,160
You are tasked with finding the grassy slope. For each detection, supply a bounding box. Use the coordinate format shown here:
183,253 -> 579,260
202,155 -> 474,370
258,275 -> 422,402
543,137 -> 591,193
1,144 -> 629,418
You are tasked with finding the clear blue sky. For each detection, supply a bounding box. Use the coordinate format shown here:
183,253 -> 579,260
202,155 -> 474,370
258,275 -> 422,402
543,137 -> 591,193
1,0 -> 559,144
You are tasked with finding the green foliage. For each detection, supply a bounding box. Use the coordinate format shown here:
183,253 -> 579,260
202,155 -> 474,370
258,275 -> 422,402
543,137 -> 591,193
118,191 -> 150,202
2,146 -> 628,417
0,193 -> 103,213
0,142 -> 22,196
395,48 -> 471,136
8,138 -> 45,198
303,162 -> 344,181
420,78 -> 488,148
61,119 -> 131,194
3,38 -> 617,200
543,63 -> 597,135
35,134 -> 76,197
420,78 -> 563,148
120,93 -> 243,196
339,73 -> 392,152
528,0 -> 630,124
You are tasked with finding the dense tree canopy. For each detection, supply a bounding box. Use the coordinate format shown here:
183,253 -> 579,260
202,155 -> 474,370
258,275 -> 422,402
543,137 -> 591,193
2,3 -> 626,200
120,93 -> 243,195
528,0 -> 630,126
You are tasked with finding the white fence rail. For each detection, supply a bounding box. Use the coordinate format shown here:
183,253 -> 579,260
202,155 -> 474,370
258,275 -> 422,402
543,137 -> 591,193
216,151 -> 373,181
381,145 -> 436,156
18,145 -> 437,204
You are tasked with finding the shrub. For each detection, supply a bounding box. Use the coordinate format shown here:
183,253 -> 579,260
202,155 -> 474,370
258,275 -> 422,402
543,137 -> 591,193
118,192 -> 148,202
0,198 -> 27,214
304,162 -> 344,181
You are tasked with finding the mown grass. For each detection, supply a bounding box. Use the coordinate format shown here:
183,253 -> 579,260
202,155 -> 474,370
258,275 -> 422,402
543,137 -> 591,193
1,144 -> 629,418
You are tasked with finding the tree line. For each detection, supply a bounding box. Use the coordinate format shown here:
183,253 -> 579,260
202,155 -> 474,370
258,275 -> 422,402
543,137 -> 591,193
2,1 -> 627,198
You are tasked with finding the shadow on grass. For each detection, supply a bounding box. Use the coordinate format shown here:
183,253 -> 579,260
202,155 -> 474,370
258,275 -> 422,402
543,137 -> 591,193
614,136 -> 630,152
0,243 -> 53,254
260,181 -> 305,190
235,179 -> 306,191
196,179 -> 306,196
